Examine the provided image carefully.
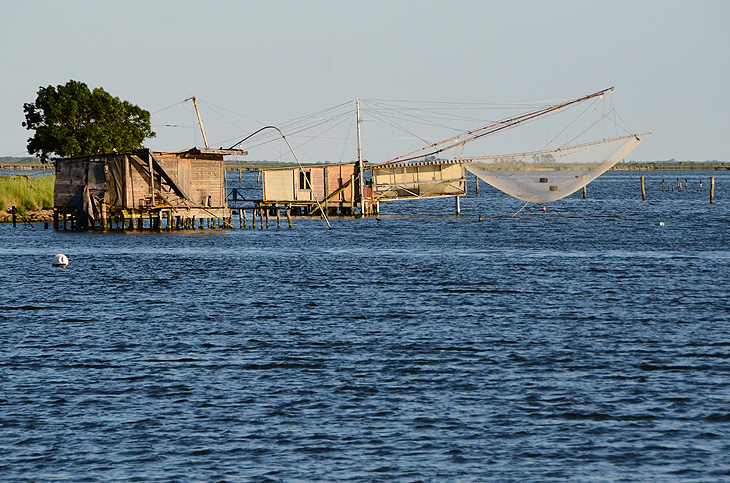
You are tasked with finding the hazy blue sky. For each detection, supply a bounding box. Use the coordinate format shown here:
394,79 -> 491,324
2,0 -> 728,162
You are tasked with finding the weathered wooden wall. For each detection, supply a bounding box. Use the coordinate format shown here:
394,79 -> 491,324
262,164 -> 355,203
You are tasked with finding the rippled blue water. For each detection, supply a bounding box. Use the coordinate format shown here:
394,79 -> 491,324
2,170 -> 730,482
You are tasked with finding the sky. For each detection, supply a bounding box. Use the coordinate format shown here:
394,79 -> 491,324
1,0 -> 728,162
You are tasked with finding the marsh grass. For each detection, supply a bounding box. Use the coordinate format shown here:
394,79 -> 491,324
0,175 -> 55,214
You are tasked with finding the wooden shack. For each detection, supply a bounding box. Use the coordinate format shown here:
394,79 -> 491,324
260,162 -> 360,216
256,159 -> 467,217
53,147 -> 246,230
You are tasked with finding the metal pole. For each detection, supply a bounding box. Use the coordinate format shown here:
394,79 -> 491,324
357,99 -> 365,216
191,96 -> 209,149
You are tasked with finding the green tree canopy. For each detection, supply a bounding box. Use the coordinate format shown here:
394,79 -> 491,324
22,80 -> 155,162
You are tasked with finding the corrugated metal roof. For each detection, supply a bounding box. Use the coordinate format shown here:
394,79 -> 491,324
371,158 -> 464,169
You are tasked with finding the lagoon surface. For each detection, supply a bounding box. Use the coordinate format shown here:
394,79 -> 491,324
2,170 -> 730,482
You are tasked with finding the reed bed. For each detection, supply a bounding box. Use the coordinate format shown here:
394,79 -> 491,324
0,175 -> 55,214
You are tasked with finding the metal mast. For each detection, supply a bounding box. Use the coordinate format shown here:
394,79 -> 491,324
356,98 -> 365,215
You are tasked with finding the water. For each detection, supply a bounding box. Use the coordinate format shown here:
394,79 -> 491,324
2,170 -> 730,482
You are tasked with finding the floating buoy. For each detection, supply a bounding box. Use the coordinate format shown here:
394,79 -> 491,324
541,206 -> 547,211
52,254 -> 68,267
659,221 -> 665,226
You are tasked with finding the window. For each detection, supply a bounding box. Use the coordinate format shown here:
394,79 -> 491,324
299,171 -> 311,190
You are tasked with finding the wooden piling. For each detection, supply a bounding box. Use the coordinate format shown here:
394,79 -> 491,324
455,196 -> 461,215
100,202 -> 108,231
286,206 -> 292,228
475,176 -> 479,194
276,206 -> 281,229
265,207 -> 269,229
710,177 -> 715,204
641,176 -> 646,201
11,206 -> 16,227
582,185 -> 587,199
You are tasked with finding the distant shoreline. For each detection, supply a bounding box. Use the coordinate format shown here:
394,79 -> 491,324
3,159 -> 730,172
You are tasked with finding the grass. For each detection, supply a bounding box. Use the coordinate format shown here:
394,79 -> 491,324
0,175 -> 55,215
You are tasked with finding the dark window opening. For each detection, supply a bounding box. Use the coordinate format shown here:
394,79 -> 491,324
299,171 -> 311,190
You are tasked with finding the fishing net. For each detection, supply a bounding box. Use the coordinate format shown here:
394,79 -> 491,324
461,134 -> 647,203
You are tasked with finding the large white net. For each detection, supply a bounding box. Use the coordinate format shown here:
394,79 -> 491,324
460,134 -> 647,203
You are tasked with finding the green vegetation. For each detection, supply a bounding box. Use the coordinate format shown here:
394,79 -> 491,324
614,161 -> 730,171
22,80 -> 155,163
0,175 -> 54,214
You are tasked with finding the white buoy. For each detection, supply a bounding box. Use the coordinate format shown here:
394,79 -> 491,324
52,254 -> 68,267
659,221 -> 665,226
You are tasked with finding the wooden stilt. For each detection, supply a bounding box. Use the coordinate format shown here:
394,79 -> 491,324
286,206 -> 292,228
11,206 -> 16,228
276,206 -> 281,228
101,202 -> 108,231
475,177 -> 479,194
641,176 -> 646,201
710,177 -> 715,204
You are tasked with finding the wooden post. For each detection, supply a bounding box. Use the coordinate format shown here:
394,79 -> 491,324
239,168 -> 242,182
167,211 -> 173,230
475,176 -> 479,194
265,207 -> 269,229
100,202 -> 108,231
192,215 -> 197,230
350,174 -> 355,207
641,176 -> 646,201
53,208 -> 59,230
455,196 -> 461,215
710,177 -> 715,204
662,179 -> 665,191
276,206 -> 281,229
677,177 -> 681,192
286,206 -> 292,228
11,206 -> 16,227
582,185 -> 587,199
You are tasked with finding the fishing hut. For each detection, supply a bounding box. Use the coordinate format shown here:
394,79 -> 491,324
254,159 -> 467,217
53,147 -> 247,230
257,162 -> 363,216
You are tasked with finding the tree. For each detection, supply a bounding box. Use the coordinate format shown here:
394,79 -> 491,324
22,80 -> 155,162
